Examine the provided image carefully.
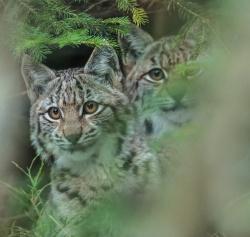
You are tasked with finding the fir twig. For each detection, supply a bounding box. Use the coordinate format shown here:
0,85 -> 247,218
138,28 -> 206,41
1,0 -> 136,61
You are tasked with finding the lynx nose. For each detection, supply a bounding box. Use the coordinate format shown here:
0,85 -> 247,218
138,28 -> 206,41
65,133 -> 81,144
168,79 -> 187,104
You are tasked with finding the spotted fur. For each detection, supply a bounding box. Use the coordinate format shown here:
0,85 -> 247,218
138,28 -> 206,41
21,47 -> 159,225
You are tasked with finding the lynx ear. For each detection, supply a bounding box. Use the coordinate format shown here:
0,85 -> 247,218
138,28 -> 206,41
118,25 -> 153,75
21,55 -> 56,102
84,47 -> 123,89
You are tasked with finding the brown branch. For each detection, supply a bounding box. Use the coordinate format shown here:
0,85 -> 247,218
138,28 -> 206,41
85,0 -> 109,12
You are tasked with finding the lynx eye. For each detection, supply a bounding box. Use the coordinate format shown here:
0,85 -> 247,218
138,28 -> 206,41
148,68 -> 165,81
84,101 -> 98,114
48,107 -> 61,120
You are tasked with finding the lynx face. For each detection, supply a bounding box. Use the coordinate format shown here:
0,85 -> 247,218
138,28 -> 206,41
119,25 -> 198,134
21,47 -> 127,161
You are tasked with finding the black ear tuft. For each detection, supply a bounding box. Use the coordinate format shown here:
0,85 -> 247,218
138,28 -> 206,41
118,25 -> 154,75
84,47 -> 123,89
21,55 -> 56,102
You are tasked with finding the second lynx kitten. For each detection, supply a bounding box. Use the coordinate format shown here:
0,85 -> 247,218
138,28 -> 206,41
119,25 -> 201,137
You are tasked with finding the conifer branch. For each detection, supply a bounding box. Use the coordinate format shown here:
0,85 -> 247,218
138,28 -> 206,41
1,0 -> 138,61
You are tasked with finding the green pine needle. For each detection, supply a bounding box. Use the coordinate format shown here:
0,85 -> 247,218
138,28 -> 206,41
1,0 -> 138,61
132,7 -> 149,26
